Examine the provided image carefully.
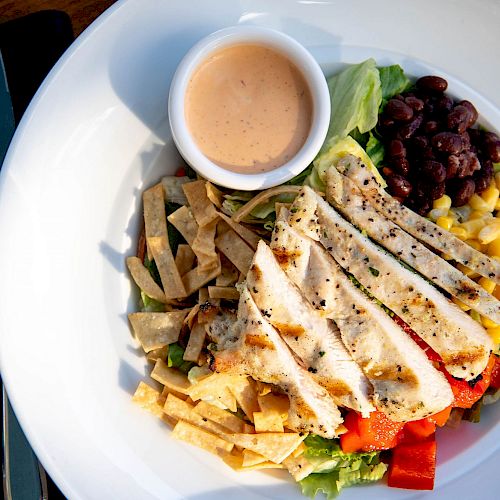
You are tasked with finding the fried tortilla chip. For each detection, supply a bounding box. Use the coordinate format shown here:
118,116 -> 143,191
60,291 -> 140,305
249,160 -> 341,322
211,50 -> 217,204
151,359 -> 191,394
175,244 -> 196,276
215,255 -> 239,287
143,183 -> 168,260
192,218 -> 219,272
171,420 -> 233,455
183,180 -> 218,227
257,393 -> 290,421
167,205 -> 198,246
128,310 -> 188,352
217,212 -> 260,250
161,385 -> 189,402
146,345 -> 169,363
126,256 -> 166,303
283,454 -> 315,481
132,381 -> 164,418
215,228 -> 254,275
225,432 -> 305,464
242,449 -> 268,467
147,236 -> 187,299
253,410 -> 284,433
182,256 -> 221,296
221,451 -> 283,471
208,286 -> 240,300
183,322 -> 206,362
206,182 -> 224,209
187,373 -> 240,412
193,401 -> 248,433
227,377 -> 260,422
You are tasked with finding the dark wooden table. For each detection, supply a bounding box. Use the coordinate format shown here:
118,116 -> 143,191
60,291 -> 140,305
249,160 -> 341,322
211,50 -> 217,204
0,0 -> 116,36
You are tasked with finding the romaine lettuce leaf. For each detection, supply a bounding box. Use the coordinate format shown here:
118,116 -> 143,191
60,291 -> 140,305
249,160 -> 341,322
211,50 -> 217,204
140,291 -> 165,312
299,435 -> 387,499
167,343 -> 195,374
323,59 -> 382,150
365,132 -> 385,167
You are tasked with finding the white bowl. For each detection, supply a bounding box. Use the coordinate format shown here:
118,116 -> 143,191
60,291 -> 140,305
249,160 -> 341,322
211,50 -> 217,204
168,25 -> 331,190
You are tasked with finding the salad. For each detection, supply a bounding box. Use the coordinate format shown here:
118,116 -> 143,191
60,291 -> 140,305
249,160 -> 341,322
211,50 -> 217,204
127,59 -> 500,499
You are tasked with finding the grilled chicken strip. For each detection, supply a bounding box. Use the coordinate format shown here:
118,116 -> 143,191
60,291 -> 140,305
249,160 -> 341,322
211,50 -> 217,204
208,286 -> 343,438
336,157 -> 500,284
247,241 -> 375,415
271,218 -> 454,421
290,187 -> 493,381
326,165 -> 500,324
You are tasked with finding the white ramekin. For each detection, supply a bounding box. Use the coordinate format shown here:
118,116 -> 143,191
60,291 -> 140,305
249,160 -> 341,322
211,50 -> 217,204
168,25 -> 331,190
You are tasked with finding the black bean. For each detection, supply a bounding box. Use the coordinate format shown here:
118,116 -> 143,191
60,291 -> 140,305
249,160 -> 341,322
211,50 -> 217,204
387,174 -> 412,198
460,131 -> 471,151
432,132 -> 463,154
435,95 -> 454,114
459,100 -> 478,127
449,178 -> 475,206
379,115 -> 395,128
386,99 -> 414,121
483,132 -> 500,162
394,94 -> 405,101
447,105 -> 473,134
420,160 -> 446,183
448,152 -> 481,179
416,76 -> 448,93
473,159 -> 494,193
388,139 -> 406,158
430,182 -> 446,200
405,96 -> 424,111
392,157 -> 410,176
397,113 -> 423,140
446,155 -> 460,179
468,128 -> 482,146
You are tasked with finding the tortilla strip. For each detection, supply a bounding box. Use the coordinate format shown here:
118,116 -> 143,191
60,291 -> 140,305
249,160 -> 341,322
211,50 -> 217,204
216,255 -> 239,286
227,377 -> 260,422
221,452 -> 283,471
175,244 -> 196,276
183,180 -> 219,227
257,393 -> 289,421
147,236 -> 187,299
283,454 -> 315,481
225,432 -> 305,464
217,212 -> 260,250
151,359 -> 191,394
128,310 -> 188,352
191,217 -> 219,272
132,381 -> 164,418
208,286 -> 240,300
206,182 -> 224,209
126,256 -> 166,303
183,322 -> 206,362
215,229 -> 254,275
182,256 -> 221,296
146,345 -> 169,363
193,401 -> 248,433
187,373 -> 239,412
143,183 -> 168,260
171,420 -> 233,455
253,410 -> 284,432
242,450 -> 268,467
183,304 -> 200,329
167,205 -> 198,246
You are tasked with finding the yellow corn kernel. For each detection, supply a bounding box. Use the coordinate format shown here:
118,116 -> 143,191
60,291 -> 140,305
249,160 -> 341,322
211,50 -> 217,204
482,315 -> 499,329
487,326 -> 500,344
481,185 -> 500,212
452,297 -> 471,311
433,195 -> 452,211
488,237 -> 500,257
478,276 -> 496,294
460,219 -> 486,239
465,239 -> 483,252
468,193 -> 491,212
428,208 -> 447,221
469,210 -> 489,220
436,216 -> 453,231
495,171 -> 500,190
456,262 -> 479,278
478,221 -> 500,245
450,227 -> 468,240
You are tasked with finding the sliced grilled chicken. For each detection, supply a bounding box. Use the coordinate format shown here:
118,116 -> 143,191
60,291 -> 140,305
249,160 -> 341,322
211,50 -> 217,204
208,286 -> 343,438
336,156 -> 500,284
289,187 -> 493,381
247,241 -> 375,415
271,218 -> 454,421
326,166 -> 500,324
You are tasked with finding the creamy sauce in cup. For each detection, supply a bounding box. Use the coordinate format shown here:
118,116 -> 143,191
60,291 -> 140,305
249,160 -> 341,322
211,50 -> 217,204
185,44 -> 313,174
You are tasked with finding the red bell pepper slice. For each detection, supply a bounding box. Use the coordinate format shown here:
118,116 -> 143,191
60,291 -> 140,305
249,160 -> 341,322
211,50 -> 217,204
340,411 -> 405,453
175,166 -> 186,177
427,405 -> 452,427
403,419 -> 436,443
442,355 -> 496,408
490,356 -> 500,390
388,437 -> 436,490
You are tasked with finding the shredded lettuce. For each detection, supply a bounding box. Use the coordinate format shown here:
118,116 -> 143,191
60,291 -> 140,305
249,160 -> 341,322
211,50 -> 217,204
143,255 -> 162,288
299,435 -> 387,499
378,65 -> 411,102
140,291 -> 165,312
161,176 -> 190,205
323,59 -> 382,150
365,132 -> 385,167
167,343 -> 195,374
